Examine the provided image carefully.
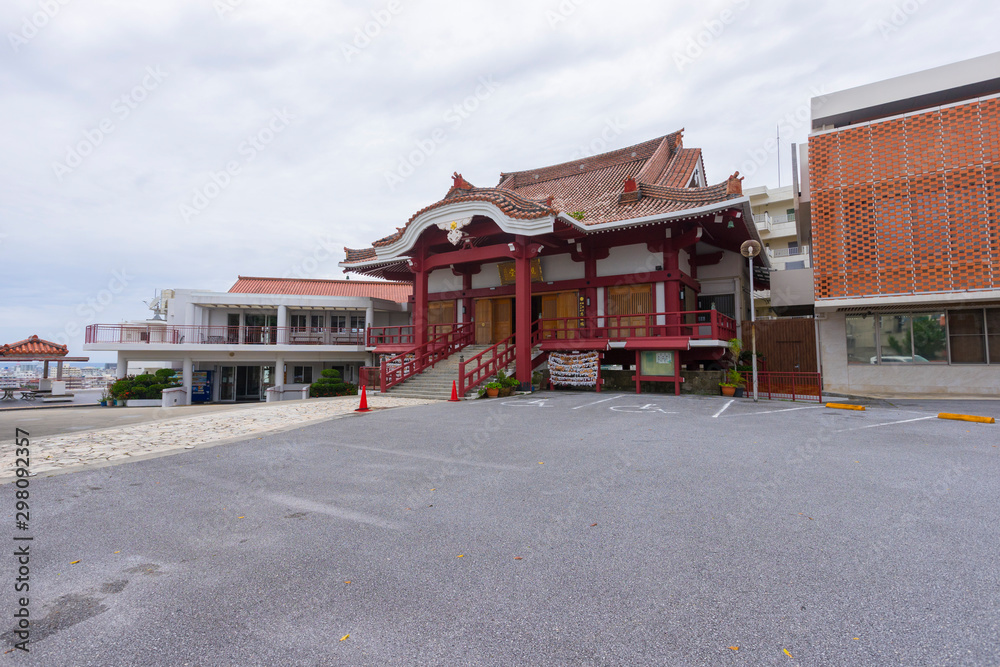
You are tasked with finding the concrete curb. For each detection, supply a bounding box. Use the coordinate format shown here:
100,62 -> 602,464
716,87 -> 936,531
938,413 -> 995,424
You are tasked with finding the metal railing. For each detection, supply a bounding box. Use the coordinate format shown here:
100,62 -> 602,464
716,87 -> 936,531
743,371 -> 822,402
85,324 -> 366,346
768,245 -> 809,258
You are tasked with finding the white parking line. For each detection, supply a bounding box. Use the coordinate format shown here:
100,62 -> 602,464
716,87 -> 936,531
837,415 -> 937,432
572,395 -> 624,410
732,405 -> 828,416
712,400 -> 735,418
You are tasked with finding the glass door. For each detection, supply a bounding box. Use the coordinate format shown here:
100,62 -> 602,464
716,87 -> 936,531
260,365 -> 275,401
220,366 -> 236,402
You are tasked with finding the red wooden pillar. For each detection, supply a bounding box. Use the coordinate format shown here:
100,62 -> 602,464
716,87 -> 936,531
584,253 -> 598,333
664,246 -> 681,334
412,258 -> 428,347
462,272 -> 473,328
514,241 -> 532,384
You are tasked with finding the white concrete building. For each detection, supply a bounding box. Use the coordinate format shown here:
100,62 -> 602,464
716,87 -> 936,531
84,277 -> 411,404
746,184 -> 810,317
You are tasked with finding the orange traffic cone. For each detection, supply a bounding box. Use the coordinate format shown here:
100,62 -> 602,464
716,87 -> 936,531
449,380 -> 460,402
355,384 -> 371,412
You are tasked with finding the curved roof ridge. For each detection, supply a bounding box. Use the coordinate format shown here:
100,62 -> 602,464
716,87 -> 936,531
498,131 -> 682,189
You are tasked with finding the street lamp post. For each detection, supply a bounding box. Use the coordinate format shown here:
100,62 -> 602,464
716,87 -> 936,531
740,240 -> 762,402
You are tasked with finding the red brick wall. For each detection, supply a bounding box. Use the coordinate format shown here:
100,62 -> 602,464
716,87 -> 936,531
811,96 -> 1000,299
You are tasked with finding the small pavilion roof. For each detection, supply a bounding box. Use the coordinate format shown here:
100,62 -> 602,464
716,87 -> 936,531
343,130 -> 746,266
0,335 -> 68,358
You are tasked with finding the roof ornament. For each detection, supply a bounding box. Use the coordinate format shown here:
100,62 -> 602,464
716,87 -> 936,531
726,171 -> 744,196
436,216 -> 473,245
451,172 -> 474,190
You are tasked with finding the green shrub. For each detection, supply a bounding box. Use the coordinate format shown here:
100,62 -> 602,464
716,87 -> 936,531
155,368 -> 177,380
310,369 -> 358,398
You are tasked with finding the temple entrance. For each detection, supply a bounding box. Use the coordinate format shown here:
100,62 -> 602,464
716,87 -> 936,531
535,291 -> 580,340
427,300 -> 456,338
474,297 -> 512,345
608,283 -> 653,337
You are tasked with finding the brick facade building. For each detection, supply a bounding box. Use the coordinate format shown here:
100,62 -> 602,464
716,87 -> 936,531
803,52 -> 1000,395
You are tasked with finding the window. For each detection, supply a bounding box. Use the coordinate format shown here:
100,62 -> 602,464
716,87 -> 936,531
786,208 -> 796,222
988,309 -> 1000,364
846,315 -> 877,364
786,261 -> 806,270
331,315 -> 346,330
310,315 -> 325,330
350,315 -> 366,330
292,366 -> 313,384
291,315 -> 307,331
850,310 -> 986,364
911,313 -> 947,363
948,310 -> 986,364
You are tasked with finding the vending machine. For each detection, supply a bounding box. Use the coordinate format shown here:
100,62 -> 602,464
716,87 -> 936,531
191,370 -> 213,403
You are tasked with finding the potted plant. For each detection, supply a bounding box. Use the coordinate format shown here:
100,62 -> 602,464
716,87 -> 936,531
485,381 -> 501,398
719,368 -> 744,397
99,389 -> 110,407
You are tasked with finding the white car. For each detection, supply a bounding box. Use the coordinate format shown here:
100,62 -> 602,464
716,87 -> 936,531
870,355 -> 930,364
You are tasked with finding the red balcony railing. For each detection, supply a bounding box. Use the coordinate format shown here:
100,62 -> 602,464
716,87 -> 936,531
367,323 -> 460,347
535,310 -> 736,342
380,322 -> 474,392
85,324 -> 366,346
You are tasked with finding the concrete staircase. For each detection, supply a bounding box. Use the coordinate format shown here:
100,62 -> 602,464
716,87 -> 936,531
384,345 -> 498,400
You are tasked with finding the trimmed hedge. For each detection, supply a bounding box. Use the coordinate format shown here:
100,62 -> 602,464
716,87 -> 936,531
310,369 -> 358,398
109,370 -> 180,401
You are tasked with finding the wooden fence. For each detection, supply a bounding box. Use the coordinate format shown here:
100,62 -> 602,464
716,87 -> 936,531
742,317 -> 817,373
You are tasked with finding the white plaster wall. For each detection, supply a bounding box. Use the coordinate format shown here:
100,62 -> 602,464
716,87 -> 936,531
208,309 -> 232,327
697,252 -> 742,281
428,269 -> 463,294
819,313 -> 1000,395
472,263 -> 503,289
597,244 -> 658,277
540,253 -> 584,282
699,278 -> 739,297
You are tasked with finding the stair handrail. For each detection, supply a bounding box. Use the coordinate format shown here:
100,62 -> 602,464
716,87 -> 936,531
458,332 -> 517,396
380,322 -> 473,392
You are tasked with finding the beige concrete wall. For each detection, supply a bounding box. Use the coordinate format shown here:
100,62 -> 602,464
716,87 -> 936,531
819,313 -> 1000,395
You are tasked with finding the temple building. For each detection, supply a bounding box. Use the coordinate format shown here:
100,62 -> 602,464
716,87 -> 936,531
341,130 -> 770,395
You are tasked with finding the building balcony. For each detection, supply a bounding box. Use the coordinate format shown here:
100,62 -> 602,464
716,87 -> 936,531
768,244 -> 809,258
532,310 -> 737,350
84,324 -> 366,348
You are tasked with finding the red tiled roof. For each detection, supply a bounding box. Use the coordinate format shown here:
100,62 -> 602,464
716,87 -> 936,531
0,335 -> 68,357
229,277 -> 412,302
344,130 -> 744,263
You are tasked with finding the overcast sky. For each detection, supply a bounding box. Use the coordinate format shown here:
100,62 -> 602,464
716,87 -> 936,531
2,0 -> 996,363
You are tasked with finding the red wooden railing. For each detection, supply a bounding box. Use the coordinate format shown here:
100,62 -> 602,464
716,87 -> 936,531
86,324 -> 366,346
367,324 -> 459,347
359,366 -> 380,388
380,322 -> 474,392
457,321 -> 549,396
742,372 -> 822,402
535,310 -> 736,342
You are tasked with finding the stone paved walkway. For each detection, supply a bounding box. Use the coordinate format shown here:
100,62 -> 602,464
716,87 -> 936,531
2,395 -> 435,481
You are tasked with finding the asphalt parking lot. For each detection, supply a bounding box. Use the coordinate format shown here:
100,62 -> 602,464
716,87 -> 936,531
5,392 -> 999,665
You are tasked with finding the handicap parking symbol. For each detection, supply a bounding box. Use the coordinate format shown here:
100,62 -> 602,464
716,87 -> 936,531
609,403 -> 676,414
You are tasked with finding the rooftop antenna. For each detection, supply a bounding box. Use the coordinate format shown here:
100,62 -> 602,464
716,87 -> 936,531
776,125 -> 781,188
144,290 -> 166,321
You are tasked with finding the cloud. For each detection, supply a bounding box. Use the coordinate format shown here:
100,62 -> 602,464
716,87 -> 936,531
1,0 -> 997,360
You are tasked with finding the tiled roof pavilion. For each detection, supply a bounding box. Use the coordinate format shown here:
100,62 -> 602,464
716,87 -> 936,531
343,130 -> 747,268
1,335 -> 69,358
